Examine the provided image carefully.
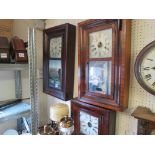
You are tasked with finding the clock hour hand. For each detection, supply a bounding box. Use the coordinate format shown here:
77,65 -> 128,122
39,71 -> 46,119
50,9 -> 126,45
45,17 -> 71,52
151,67 -> 155,70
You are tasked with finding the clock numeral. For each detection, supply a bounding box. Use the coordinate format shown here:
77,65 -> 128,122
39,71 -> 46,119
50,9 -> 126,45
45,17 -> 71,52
147,58 -> 153,61
152,82 -> 155,87
145,74 -> 152,80
143,67 -> 150,70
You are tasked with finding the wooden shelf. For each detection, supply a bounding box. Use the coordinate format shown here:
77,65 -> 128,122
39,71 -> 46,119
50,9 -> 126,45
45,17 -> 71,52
131,106 -> 155,123
0,63 -> 28,71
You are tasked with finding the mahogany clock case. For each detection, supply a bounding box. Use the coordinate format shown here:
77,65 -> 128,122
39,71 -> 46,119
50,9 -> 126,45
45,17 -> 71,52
71,99 -> 116,135
78,19 -> 131,111
43,23 -> 76,101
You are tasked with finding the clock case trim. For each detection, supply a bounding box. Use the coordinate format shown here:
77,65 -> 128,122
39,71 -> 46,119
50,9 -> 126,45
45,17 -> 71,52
43,23 -> 76,100
71,98 -> 116,135
78,19 -> 131,111
134,40 -> 155,96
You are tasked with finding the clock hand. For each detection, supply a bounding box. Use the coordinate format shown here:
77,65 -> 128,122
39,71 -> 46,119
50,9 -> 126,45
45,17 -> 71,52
151,67 -> 155,70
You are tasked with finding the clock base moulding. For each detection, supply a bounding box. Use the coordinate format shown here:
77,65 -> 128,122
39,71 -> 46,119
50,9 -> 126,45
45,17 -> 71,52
71,98 -> 116,135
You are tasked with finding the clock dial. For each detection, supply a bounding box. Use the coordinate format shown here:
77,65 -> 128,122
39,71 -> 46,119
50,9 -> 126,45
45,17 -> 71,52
80,111 -> 98,135
50,36 -> 62,58
89,28 -> 112,58
140,47 -> 155,92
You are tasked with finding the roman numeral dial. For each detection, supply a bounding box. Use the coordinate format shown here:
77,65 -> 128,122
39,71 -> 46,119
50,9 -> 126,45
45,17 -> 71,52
139,46 -> 155,93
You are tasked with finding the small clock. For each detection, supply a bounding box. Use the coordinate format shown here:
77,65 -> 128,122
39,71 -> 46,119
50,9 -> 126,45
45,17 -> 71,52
71,99 -> 116,135
134,40 -> 155,96
43,23 -> 76,100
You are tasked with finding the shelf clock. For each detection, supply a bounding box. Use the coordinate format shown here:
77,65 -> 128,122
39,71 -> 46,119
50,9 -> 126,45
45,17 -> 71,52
43,23 -> 76,100
71,99 -> 116,135
77,19 -> 131,111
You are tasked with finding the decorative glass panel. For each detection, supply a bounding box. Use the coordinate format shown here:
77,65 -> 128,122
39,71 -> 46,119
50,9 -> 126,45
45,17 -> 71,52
88,61 -> 111,95
89,29 -> 112,58
50,36 -> 62,58
80,111 -> 98,135
48,60 -> 62,89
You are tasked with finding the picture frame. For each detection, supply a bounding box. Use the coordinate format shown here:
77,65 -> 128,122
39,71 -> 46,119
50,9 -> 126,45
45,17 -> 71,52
43,23 -> 76,100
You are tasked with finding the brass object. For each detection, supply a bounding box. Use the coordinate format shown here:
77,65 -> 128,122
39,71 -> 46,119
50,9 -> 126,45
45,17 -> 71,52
38,124 -> 59,135
59,116 -> 74,135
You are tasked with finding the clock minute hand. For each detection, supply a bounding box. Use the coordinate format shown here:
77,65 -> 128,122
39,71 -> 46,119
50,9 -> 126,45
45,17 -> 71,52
151,67 -> 155,70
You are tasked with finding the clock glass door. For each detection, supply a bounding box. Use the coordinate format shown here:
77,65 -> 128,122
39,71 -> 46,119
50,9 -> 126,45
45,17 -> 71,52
87,27 -> 114,97
48,35 -> 63,90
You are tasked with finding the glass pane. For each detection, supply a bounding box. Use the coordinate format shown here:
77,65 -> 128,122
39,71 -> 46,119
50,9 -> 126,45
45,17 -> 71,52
88,61 -> 111,95
89,28 -> 112,58
48,60 -> 62,89
50,36 -> 62,58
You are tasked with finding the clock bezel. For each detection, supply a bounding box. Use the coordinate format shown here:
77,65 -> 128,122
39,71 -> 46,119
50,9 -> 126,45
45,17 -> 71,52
134,40 -> 155,96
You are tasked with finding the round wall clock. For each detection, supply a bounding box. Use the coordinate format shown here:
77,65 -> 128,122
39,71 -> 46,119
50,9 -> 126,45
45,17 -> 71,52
134,40 -> 155,95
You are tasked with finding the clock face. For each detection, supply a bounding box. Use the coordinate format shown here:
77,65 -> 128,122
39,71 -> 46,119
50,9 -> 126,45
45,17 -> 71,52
89,28 -> 112,58
50,36 -> 62,58
139,46 -> 155,93
80,111 -> 98,135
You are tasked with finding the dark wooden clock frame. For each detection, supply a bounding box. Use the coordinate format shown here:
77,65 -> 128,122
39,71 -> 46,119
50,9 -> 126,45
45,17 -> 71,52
77,19 -> 131,111
43,23 -> 76,101
71,99 -> 116,135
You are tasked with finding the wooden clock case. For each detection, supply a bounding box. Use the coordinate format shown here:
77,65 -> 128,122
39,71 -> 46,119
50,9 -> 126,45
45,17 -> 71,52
77,19 -> 131,111
43,23 -> 76,101
71,99 -> 116,135
71,19 -> 131,135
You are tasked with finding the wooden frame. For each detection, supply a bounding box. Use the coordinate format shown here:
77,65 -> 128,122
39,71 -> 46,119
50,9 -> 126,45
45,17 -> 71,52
78,19 -> 131,111
71,98 -> 116,135
131,106 -> 155,135
43,23 -> 76,100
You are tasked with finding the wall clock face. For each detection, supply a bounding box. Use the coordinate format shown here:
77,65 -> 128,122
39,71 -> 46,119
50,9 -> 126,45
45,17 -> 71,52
50,36 -> 62,58
80,111 -> 98,135
135,41 -> 155,95
89,28 -> 112,58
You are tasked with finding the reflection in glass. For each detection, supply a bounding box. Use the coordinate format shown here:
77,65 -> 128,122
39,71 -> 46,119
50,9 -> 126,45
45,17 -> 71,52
88,61 -> 111,95
48,60 -> 62,89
